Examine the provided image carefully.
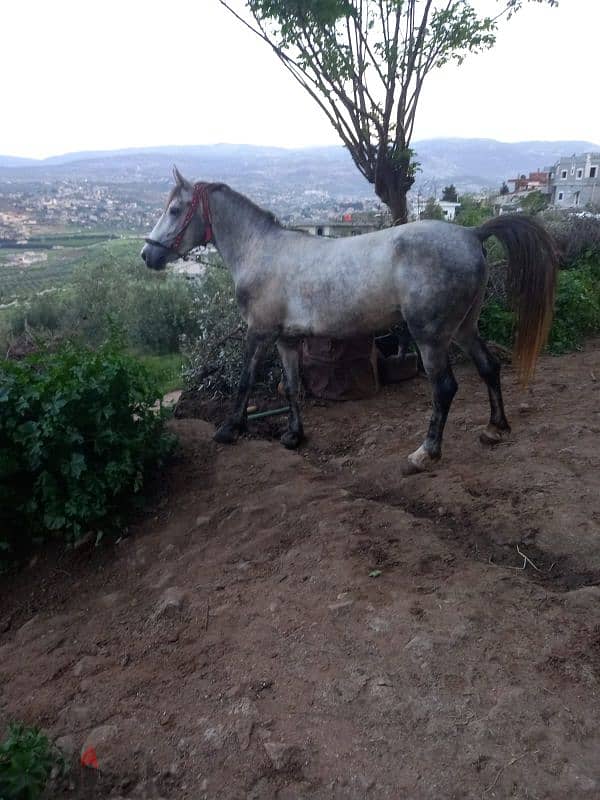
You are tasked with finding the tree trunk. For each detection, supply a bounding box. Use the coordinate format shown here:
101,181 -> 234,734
373,153 -> 415,225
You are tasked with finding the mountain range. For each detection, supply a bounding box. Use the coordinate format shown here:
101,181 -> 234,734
1,139 -> 598,198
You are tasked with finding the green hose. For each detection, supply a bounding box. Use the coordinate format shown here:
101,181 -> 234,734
247,406 -> 290,421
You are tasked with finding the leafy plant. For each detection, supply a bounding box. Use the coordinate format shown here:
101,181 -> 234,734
519,190 -> 549,215
478,258 -> 600,355
0,723 -> 65,800
479,299 -> 514,348
420,198 -> 444,221
455,194 -> 494,227
0,339 -> 176,565
547,265 -> 600,353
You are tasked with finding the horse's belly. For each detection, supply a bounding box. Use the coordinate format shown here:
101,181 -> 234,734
284,289 -> 401,338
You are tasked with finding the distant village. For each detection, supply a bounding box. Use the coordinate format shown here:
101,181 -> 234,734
0,150 -> 598,244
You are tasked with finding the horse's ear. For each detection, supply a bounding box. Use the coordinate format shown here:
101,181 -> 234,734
172,165 -> 188,187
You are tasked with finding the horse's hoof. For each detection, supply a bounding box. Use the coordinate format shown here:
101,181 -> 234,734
402,445 -> 439,475
280,430 -> 302,450
479,424 -> 507,446
214,425 -> 238,444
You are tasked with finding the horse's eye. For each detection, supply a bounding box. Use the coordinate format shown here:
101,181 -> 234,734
169,206 -> 180,216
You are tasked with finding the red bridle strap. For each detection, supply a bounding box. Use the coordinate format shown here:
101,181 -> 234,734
145,182 -> 225,256
171,182 -> 213,252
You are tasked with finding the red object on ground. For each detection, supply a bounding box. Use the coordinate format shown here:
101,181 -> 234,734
80,746 -> 99,769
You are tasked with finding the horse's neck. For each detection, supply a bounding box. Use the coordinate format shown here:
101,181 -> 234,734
208,187 -> 275,279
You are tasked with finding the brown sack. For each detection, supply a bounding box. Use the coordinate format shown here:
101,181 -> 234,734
301,336 -> 379,401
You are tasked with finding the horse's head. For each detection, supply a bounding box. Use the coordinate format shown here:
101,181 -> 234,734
141,167 -> 207,270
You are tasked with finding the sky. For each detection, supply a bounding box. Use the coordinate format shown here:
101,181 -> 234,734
1,0 -> 598,159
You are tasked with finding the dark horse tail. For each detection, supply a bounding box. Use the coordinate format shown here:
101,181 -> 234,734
476,215 -> 558,385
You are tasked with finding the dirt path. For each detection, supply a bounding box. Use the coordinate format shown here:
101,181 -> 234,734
1,344 -> 600,799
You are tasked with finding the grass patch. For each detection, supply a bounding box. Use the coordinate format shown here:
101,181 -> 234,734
136,352 -> 185,395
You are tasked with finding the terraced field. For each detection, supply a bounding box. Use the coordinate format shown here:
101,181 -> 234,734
0,235 -> 142,302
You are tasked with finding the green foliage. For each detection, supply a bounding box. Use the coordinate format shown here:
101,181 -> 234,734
421,198 -> 444,221
442,184 -> 458,202
0,340 -> 176,565
547,264 -> 600,353
2,252 -> 204,356
455,194 -> 494,227
0,723 -> 65,800
136,353 -> 185,396
479,257 -> 600,354
520,190 -> 549,215
500,181 -> 510,195
479,300 -> 515,347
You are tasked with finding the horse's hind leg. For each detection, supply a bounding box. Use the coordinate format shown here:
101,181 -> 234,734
404,340 -> 457,474
214,332 -> 270,444
454,328 -> 511,445
276,337 -> 304,449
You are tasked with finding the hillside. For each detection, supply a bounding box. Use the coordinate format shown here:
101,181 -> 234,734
1,138 -> 598,198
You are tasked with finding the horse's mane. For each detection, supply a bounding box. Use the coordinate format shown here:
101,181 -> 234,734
218,184 -> 282,232
165,182 -> 282,231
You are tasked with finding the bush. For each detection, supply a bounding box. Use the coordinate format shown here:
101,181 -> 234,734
0,340 -> 176,565
547,264 -> 600,353
0,723 -> 65,800
455,195 -> 494,227
478,258 -> 600,354
479,299 -> 514,348
540,210 -> 600,267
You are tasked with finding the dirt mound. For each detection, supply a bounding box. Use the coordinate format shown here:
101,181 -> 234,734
2,343 -> 600,798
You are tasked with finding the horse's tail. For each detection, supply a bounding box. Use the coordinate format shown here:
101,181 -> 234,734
476,214 -> 558,385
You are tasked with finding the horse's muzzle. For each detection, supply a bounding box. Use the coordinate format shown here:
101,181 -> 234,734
140,242 -> 168,271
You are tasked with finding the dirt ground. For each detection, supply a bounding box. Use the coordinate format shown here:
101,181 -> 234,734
2,342 -> 600,799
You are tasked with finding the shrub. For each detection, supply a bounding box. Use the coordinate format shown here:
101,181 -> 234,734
455,195 -> 494,227
541,211 -> 600,267
420,198 -> 444,220
0,340 -> 176,565
478,258 -> 600,355
0,723 -> 65,800
547,264 -> 600,353
479,299 -> 514,348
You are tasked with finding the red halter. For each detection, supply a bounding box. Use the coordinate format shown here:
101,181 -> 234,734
145,182 -> 222,256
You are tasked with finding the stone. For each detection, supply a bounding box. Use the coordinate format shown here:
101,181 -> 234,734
200,722 -> 226,750
73,656 -> 102,678
263,741 -> 299,771
98,592 -> 122,609
15,615 -> 40,644
55,734 -> 76,758
57,704 -> 91,732
152,587 -> 188,620
328,599 -> 354,612
81,725 -> 118,769
405,633 -> 434,654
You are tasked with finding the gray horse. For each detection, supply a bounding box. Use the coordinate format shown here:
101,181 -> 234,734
142,168 -> 557,474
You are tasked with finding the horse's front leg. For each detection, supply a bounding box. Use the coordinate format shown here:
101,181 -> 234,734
277,337 -> 304,449
214,332 -> 270,444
